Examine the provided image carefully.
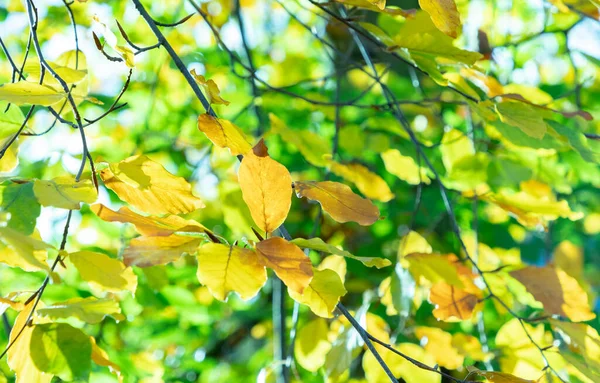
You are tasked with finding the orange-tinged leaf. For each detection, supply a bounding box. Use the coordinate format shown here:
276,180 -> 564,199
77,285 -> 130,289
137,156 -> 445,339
91,204 -> 208,237
238,151 -> 292,233
255,237 -> 313,294
329,161 -> 394,202
510,265 -> 595,322
288,268 -> 346,318
197,114 -> 251,155
294,181 -> 380,226
429,281 -> 478,321
419,0 -> 461,38
191,69 -> 230,106
8,301 -> 53,383
100,155 -> 204,215
196,243 -> 267,301
69,251 -> 137,293
123,235 -> 202,267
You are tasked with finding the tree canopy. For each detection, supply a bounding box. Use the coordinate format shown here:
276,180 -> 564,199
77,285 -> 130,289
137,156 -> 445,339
0,0 -> 599,382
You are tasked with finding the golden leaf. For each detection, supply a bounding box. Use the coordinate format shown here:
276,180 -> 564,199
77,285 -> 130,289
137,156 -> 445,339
197,114 -> 251,155
329,161 -> 394,202
419,0 -> 461,38
123,235 -> 202,267
510,265 -> 595,322
91,204 -> 207,237
196,243 -> 267,301
191,69 -> 230,106
294,181 -> 380,226
238,151 -> 292,233
255,237 -> 313,294
288,268 -> 347,318
415,326 -> 464,369
69,251 -> 137,293
429,281 -> 478,321
100,155 -> 205,215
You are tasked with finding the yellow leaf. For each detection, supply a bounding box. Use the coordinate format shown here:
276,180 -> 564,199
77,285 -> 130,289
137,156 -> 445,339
294,181 -> 380,226
414,327 -> 464,369
196,243 -> 267,301
191,69 -> 230,106
398,231 -> 432,260
0,81 -> 66,106
429,281 -> 478,321
369,0 -> 385,9
482,180 -> 583,228
269,114 -> 331,167
510,265 -> 595,322
255,237 -> 313,294
363,343 -> 440,383
91,204 -> 207,237
451,333 -> 493,362
123,235 -> 202,267
329,161 -> 394,202
100,155 -> 205,215
467,369 -> 538,383
33,176 -> 97,210
294,318 -> 331,372
69,251 -> 137,293
381,149 -> 431,185
317,254 -> 347,281
404,253 -> 463,287
8,300 -> 54,383
288,268 -> 346,318
552,240 -> 583,279
197,114 -> 251,156
440,128 -> 474,173
238,151 -> 292,233
0,142 -> 18,173
90,337 -> 123,383
444,72 -> 480,100
291,237 -> 390,268
37,297 -> 123,324
419,0 -> 461,38
23,60 -> 88,87
550,319 -> 600,369
0,226 -> 53,272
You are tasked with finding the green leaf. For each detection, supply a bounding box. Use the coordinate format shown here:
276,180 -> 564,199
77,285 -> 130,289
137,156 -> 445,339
291,237 -> 391,268
37,297 -> 124,324
0,81 -> 66,106
0,102 -> 25,140
496,100 -> 547,139
30,323 -> 92,381
0,181 -> 41,235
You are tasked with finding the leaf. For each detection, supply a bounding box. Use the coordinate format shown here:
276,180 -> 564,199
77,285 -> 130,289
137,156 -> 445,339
510,265 -> 595,322
381,149 -> 431,185
23,60 -> 87,87
0,226 -> 53,272
123,235 -> 202,267
30,323 -> 91,381
238,151 -> 292,233
294,181 -> 380,226
404,253 -> 463,287
379,264 -> 416,317
317,255 -> 347,281
429,281 -> 478,321
288,268 -> 347,318
100,155 -> 205,215
467,369 -> 537,383
0,181 -> 41,235
550,319 -> 600,375
451,333 -> 493,362
191,69 -> 230,106
552,240 -> 583,279
7,301 -> 53,383
0,81 -> 66,106
496,99 -> 547,139
414,327 -> 464,369
0,101 -> 25,140
196,243 -> 267,301
269,114 -> 331,167
90,337 -> 123,382
291,237 -> 391,268
363,343 -> 441,383
294,318 -> 331,372
255,237 -> 313,294
0,140 -> 18,173
419,0 -> 461,38
332,0 -> 416,17
197,114 -> 252,155
69,251 -> 137,293
398,230 -> 432,259
33,176 -> 97,210
37,297 -> 123,324
329,161 -> 394,202
91,204 -> 207,237
440,128 -> 474,173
